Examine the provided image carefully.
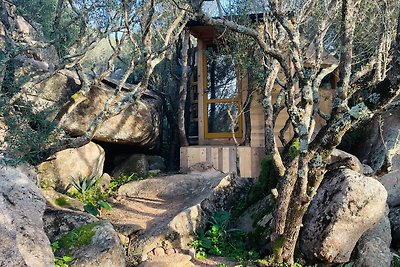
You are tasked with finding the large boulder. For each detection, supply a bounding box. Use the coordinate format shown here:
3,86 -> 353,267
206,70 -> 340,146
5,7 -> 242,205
1,2 -> 162,149
13,15 -> 59,64
389,206 -> 400,249
0,165 -> 53,267
43,208 -> 125,267
379,155 -> 400,207
37,142 -> 105,192
354,107 -> 400,173
112,154 -> 149,177
300,169 -> 387,264
61,84 -> 163,148
43,208 -> 98,241
147,155 -> 166,171
107,169 -> 251,265
352,206 -> 392,267
22,70 -> 81,115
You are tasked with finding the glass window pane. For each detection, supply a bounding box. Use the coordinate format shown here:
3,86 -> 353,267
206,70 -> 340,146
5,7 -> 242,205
206,47 -> 238,99
207,102 -> 239,133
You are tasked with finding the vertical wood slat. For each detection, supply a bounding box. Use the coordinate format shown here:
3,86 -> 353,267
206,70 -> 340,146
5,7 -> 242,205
180,146 -> 263,178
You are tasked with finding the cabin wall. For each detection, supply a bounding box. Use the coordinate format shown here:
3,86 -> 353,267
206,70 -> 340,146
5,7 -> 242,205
182,29 -> 336,178
180,146 -> 264,178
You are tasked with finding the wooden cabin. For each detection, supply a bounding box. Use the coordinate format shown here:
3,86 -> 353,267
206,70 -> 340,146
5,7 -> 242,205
180,22 -> 339,178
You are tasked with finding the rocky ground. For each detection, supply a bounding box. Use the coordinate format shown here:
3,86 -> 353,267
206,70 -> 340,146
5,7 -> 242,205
100,167 -> 250,266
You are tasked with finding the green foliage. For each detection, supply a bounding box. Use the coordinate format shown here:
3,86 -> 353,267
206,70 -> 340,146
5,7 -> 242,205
272,237 -> 284,259
392,255 -> 400,267
13,0 -> 57,38
288,140 -> 300,160
53,221 -> 101,256
55,197 -> 70,207
191,211 -> 259,262
14,0 -> 80,56
0,63 -> 59,166
248,155 -> 275,205
257,257 -> 303,267
71,175 -> 99,199
108,173 -> 146,192
68,172 -> 152,216
51,241 -> 74,267
68,175 -> 111,216
54,255 -> 74,267
83,200 -> 112,216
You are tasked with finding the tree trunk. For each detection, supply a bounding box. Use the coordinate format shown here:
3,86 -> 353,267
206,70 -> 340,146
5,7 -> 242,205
178,30 -> 190,147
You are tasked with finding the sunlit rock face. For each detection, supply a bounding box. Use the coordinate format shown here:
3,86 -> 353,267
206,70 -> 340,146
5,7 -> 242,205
60,84 -> 163,148
0,165 -> 53,267
300,169 -> 387,264
1,0 -> 162,150
37,141 -> 105,192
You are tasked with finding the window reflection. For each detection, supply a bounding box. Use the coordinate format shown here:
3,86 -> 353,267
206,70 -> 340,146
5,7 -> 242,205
208,102 -> 239,133
206,46 -> 238,99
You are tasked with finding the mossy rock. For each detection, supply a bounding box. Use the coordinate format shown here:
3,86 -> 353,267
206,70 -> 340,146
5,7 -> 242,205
49,217 -> 126,267
54,221 -> 101,255
42,189 -> 85,211
247,155 -> 276,206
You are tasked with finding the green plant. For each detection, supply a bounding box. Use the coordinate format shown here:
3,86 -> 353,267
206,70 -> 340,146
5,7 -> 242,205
392,255 -> 400,267
55,197 -> 70,206
50,222 -> 102,266
71,175 -> 99,200
257,257 -> 303,267
54,255 -> 74,267
247,155 -> 275,206
84,200 -> 112,216
55,221 -> 101,253
0,63 -> 60,166
191,211 -> 259,262
108,173 -> 146,192
68,176 -> 111,216
51,241 -> 74,267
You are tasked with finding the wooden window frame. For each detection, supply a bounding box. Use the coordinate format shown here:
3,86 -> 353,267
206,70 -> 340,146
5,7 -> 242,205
202,44 -> 243,139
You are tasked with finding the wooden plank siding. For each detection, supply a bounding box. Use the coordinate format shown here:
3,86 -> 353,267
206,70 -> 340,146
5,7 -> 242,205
180,146 -> 264,178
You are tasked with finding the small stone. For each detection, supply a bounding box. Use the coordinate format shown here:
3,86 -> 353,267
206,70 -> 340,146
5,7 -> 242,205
362,164 -> 374,176
117,233 -> 129,246
154,247 -> 166,257
141,254 -> 148,262
113,223 -> 143,236
166,248 -> 175,255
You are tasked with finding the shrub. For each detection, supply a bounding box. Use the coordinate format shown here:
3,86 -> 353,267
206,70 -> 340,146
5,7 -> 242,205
191,211 -> 259,262
68,175 -> 111,216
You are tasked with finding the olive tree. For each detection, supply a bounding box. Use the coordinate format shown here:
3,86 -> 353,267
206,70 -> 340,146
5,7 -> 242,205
0,0 -> 193,164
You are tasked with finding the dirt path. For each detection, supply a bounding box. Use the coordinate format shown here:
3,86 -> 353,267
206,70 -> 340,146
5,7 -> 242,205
102,195 -> 186,231
99,169 -> 240,266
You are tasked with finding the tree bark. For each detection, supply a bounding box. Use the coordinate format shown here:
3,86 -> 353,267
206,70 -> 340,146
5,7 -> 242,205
178,30 -> 190,147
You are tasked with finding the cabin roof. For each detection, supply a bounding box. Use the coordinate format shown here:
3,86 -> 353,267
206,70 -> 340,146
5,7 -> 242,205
186,23 -> 339,66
